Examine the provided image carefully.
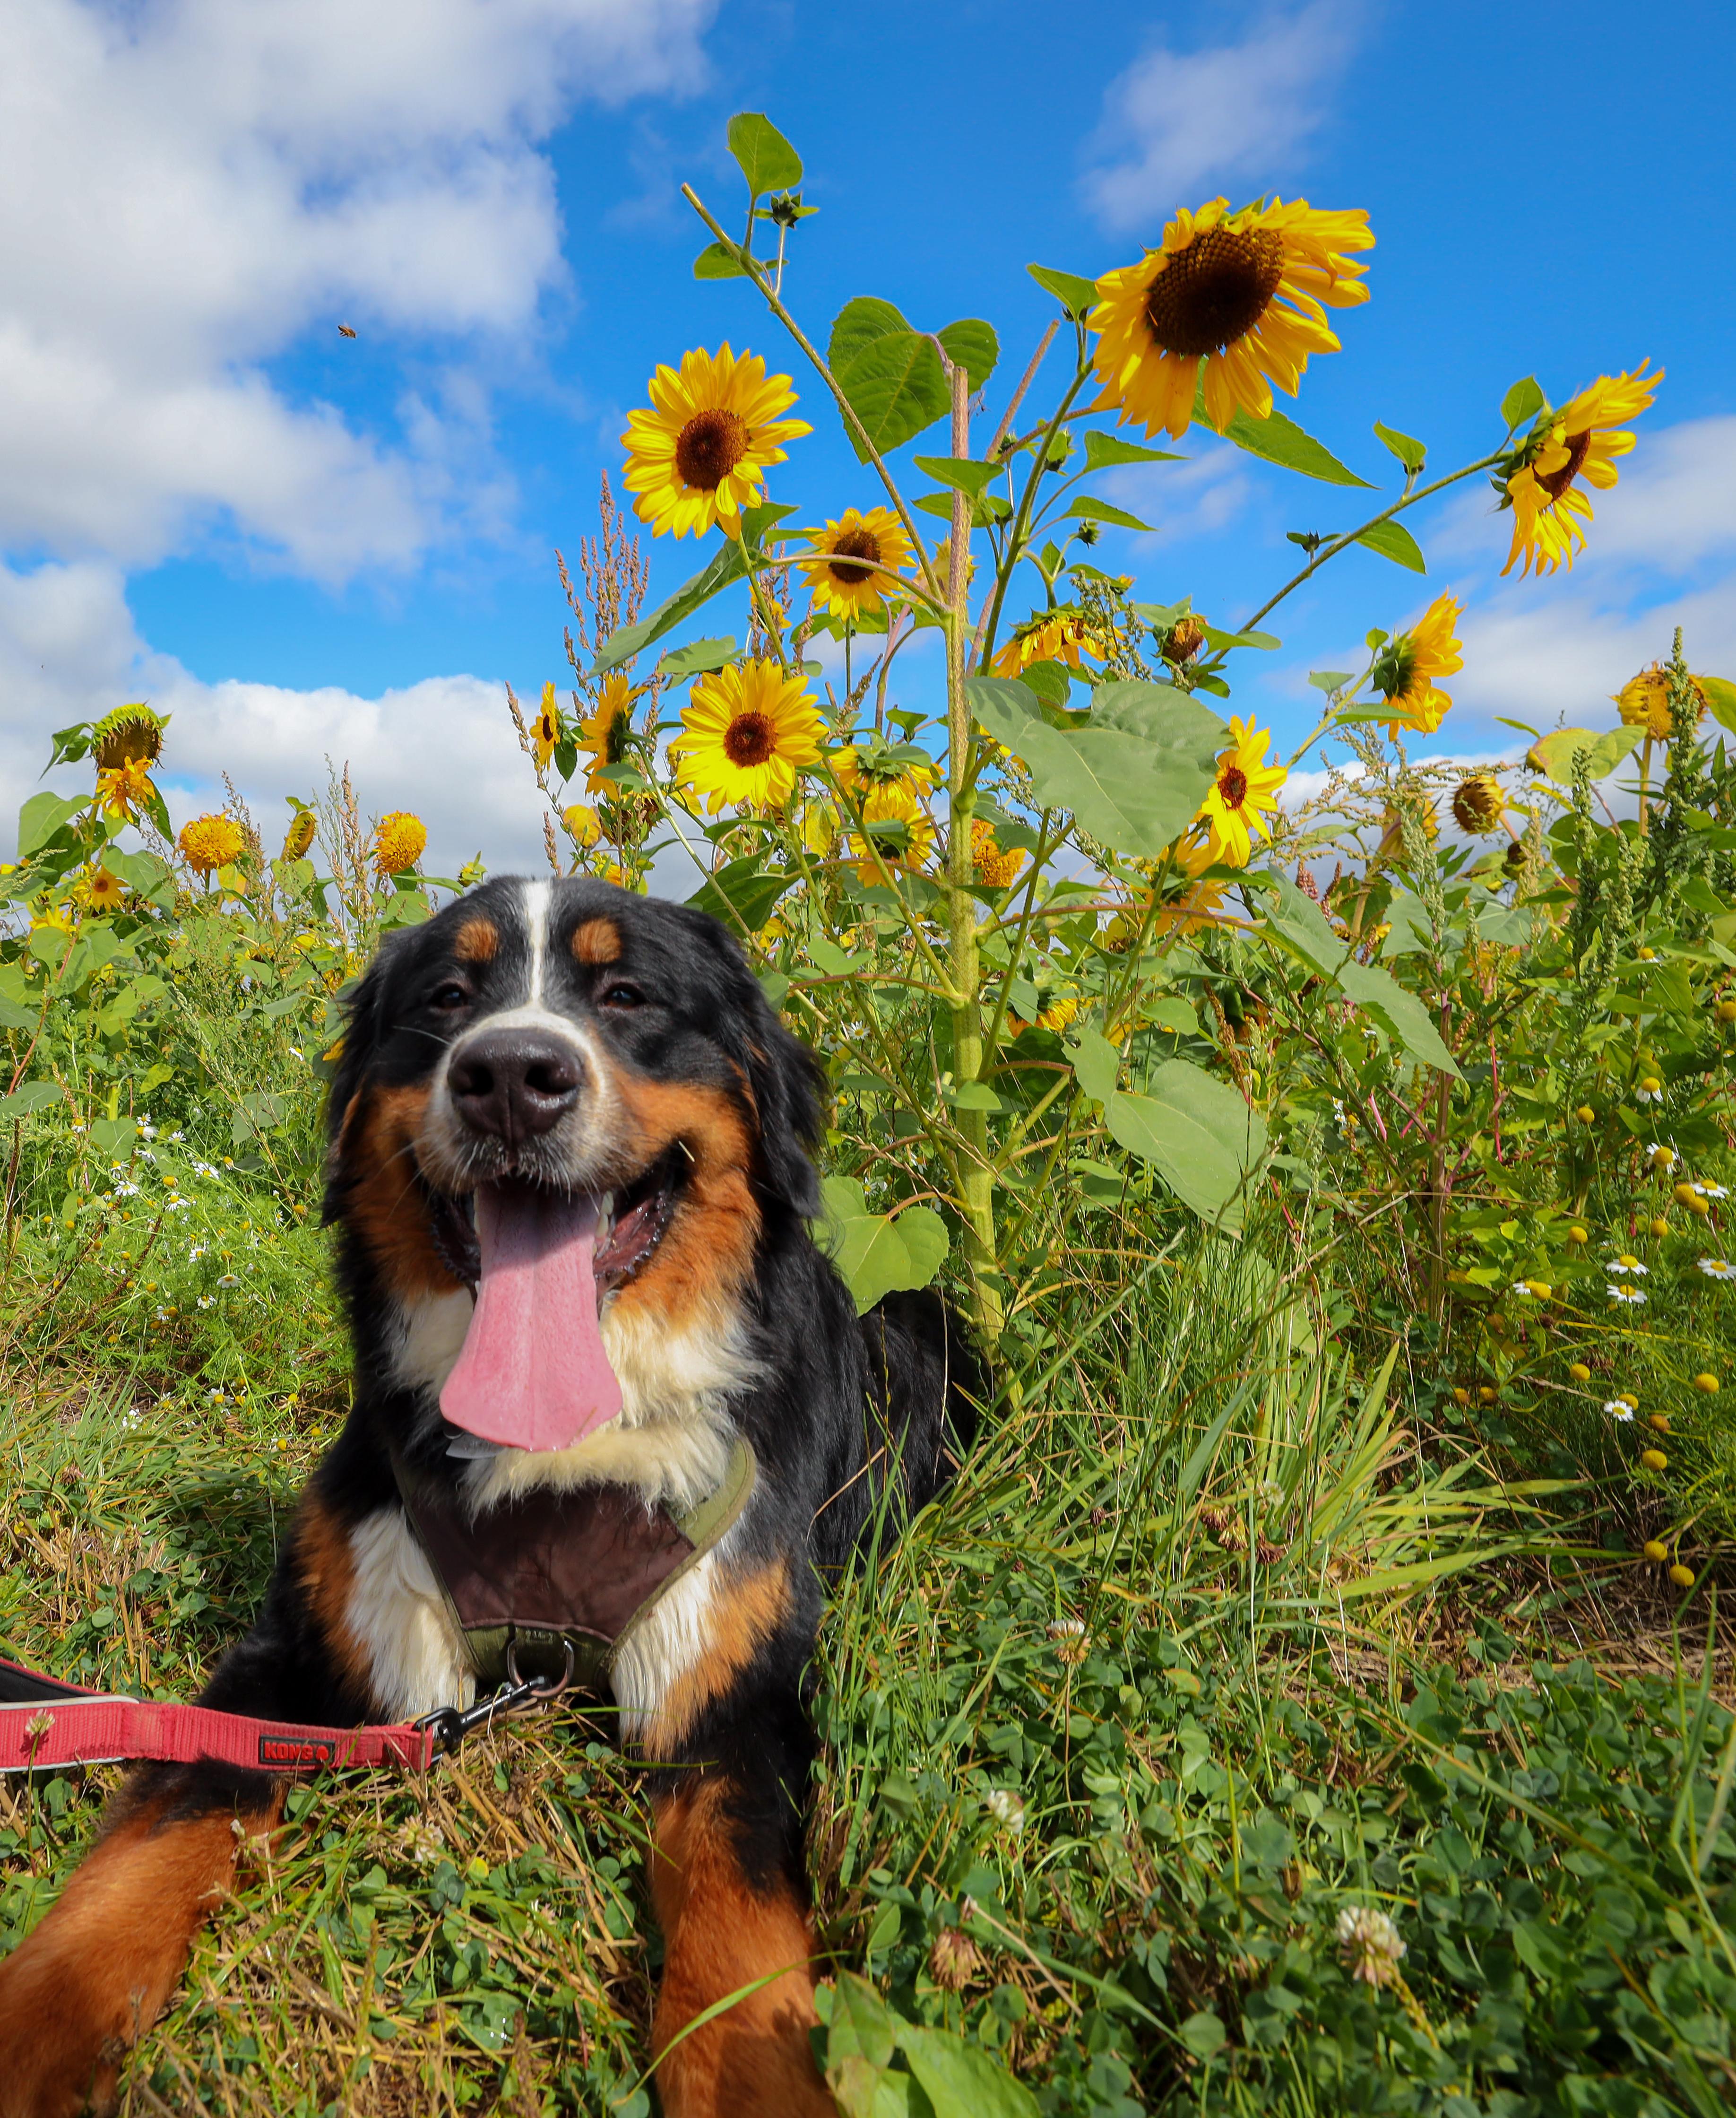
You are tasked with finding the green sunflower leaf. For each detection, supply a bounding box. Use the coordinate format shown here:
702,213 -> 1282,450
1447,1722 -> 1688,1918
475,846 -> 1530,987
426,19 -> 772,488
1526,724 -> 1643,785
1372,421 -> 1427,471
1354,519 -> 1427,573
937,319 -> 999,389
915,489 -> 1011,527
692,240 -> 749,280
1260,872 -> 1462,1077
592,542 -> 747,674
829,296 -> 911,374
655,636 -> 736,679
1198,391 -> 1375,488
1083,431 -> 1185,471
1701,676 -> 1736,734
912,456 -> 1001,499
898,2023 -> 1040,2118
684,855 -> 795,936
1026,263 -> 1099,319
966,677 -> 1220,857
1501,375 -> 1546,430
816,1176 -> 950,1315
836,330 -> 951,462
726,112 -> 803,197
1062,497 -> 1154,532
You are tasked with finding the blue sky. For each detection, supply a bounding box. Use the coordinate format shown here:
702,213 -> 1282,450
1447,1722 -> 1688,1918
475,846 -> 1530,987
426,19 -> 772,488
4,0 -> 1734,870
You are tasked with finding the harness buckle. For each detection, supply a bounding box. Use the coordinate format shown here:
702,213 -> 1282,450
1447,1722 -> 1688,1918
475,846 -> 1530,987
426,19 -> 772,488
415,1638 -> 576,1756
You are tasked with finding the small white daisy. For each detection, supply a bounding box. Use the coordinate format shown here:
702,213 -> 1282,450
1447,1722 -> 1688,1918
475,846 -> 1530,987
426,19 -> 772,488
1603,1400 -> 1636,1422
1635,1085 -> 1662,1105
1698,1258 -> 1736,1282
197,1294 -> 214,1310
1606,1256 -> 1649,1276
216,1272 -> 239,1287
1692,1182 -> 1729,1200
1608,1285 -> 1648,1305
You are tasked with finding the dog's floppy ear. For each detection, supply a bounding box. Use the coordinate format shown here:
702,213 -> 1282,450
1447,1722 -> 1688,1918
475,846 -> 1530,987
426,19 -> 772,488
321,934 -> 405,1223
682,908 -> 826,1218
742,998 -> 827,1219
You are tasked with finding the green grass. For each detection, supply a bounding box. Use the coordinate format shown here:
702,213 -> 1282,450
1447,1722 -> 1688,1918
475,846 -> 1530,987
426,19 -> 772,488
4,1222 -> 1736,2114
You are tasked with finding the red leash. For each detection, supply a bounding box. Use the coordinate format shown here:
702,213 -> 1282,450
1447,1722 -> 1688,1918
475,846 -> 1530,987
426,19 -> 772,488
0,1653 -> 437,1776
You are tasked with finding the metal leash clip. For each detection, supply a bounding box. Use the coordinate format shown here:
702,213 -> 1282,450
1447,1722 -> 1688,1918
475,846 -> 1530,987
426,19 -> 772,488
414,1637 -> 576,1756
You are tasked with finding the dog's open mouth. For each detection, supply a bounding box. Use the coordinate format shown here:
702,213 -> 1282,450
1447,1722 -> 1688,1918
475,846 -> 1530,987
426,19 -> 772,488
428,1151 -> 682,1456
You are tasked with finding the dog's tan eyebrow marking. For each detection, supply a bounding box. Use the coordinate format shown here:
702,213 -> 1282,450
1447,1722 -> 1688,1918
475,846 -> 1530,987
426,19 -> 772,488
571,917 -> 622,966
453,918 -> 497,963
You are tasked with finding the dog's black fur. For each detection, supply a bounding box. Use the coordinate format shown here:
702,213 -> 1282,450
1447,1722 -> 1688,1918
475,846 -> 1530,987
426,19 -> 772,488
0,878 -> 979,2118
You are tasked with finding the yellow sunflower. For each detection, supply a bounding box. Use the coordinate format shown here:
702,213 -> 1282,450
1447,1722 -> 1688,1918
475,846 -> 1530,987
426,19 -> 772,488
1090,197 -> 1373,441
991,609 -> 1116,677
179,814 -> 246,877
846,778 -> 935,885
373,811 -> 427,876
1501,364 -> 1661,577
95,760 -> 158,823
561,803 -> 602,850
531,682 -> 562,773
1615,660 -> 1707,741
798,506 -> 914,621
78,865 -> 127,915
674,659 -> 822,814
830,746 -> 941,798
972,817 -> 1028,889
621,346 -> 810,540
579,673 -> 639,793
1192,716 -> 1287,868
1373,594 -> 1463,738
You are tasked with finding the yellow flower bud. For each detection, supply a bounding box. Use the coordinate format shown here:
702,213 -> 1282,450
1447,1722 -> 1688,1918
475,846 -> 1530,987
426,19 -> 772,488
1568,1362 -> 1591,1382
1639,1076 -> 1661,1095
1649,1414 -> 1669,1433
1574,1105 -> 1596,1124
1478,1386 -> 1496,1405
1566,1226 -> 1588,1245
1669,1564 -> 1695,1589
1718,998 -> 1736,1023
1637,946 -> 1655,960
1694,1373 -> 1719,1394
1649,1218 -> 1669,1238
1451,1387 -> 1469,1406
1642,1540 -> 1668,1563
1641,1448 -> 1667,1472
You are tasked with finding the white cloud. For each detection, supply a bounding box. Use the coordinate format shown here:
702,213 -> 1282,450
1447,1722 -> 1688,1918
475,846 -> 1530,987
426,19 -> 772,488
0,557 -> 554,874
1081,2 -> 1361,234
1106,440 -> 1258,545
0,0 -> 715,581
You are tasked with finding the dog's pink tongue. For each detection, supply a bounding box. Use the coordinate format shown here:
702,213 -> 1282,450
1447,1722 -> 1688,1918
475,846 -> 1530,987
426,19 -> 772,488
440,1183 -> 622,1454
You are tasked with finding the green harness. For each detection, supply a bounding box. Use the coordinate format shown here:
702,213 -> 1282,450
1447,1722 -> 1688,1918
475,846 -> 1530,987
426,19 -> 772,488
390,1438 -> 757,1699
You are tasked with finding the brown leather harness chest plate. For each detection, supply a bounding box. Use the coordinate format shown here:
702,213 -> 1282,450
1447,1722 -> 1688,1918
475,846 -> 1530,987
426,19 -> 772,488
391,1438 -> 757,1698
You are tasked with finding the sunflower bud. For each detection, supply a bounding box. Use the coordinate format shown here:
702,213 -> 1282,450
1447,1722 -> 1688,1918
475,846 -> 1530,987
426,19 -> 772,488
281,811 -> 316,862
1450,772 -> 1504,834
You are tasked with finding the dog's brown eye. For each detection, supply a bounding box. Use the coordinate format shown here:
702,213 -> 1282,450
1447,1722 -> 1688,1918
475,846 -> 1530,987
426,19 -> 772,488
429,981 -> 469,1012
601,982 -> 644,1009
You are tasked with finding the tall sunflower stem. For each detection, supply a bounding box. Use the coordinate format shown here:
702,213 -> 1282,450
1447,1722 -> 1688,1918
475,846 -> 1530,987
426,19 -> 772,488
1236,450 -> 1507,639
975,362 -> 1092,672
940,354 -> 1001,1345
680,184 -> 941,602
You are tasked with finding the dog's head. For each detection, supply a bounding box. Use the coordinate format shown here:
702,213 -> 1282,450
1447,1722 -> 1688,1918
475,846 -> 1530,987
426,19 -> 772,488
325,877 -> 823,1451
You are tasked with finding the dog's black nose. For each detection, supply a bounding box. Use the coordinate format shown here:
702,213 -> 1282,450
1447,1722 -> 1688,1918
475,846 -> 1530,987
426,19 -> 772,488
447,1032 -> 584,1143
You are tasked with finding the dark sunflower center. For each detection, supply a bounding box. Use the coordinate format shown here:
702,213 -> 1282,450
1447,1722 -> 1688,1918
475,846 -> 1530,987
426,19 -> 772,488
675,408 -> 750,492
1218,764 -> 1249,810
724,710 -> 777,768
1143,226 -> 1287,360
827,526 -> 883,585
1535,428 -> 1592,502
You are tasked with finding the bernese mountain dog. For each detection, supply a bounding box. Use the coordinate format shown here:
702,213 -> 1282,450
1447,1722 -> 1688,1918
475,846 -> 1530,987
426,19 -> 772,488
0,877 -> 979,2118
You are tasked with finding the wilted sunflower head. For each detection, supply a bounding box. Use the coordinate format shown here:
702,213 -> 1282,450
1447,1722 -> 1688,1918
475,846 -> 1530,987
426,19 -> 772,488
281,810 -> 317,862
1451,772 -> 1505,834
561,802 -> 602,850
1615,661 -> 1707,742
92,703 -> 166,772
372,811 -> 427,877
991,607 -> 1114,677
179,814 -> 246,877
1162,614 -> 1208,664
